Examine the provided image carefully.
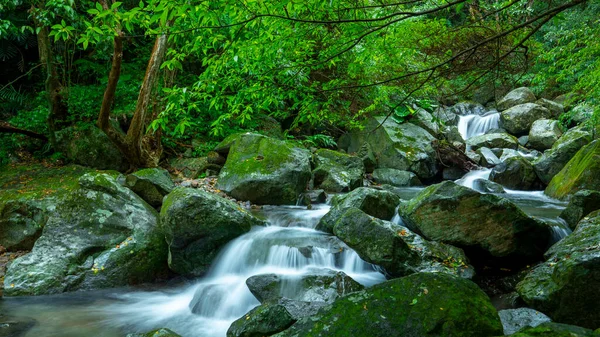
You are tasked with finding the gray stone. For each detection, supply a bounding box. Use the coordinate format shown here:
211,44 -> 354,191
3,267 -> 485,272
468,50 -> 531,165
499,308 -> 552,335
442,167 -> 466,180
570,103 -> 594,126
497,87 -> 537,111
560,190 -> 600,229
518,135 -> 529,146
227,304 -> 295,337
467,133 -> 519,151
490,156 -> 540,190
312,149 -> 364,193
500,103 -> 552,136
372,168 -> 422,187
125,168 -> 175,207
432,107 -> 459,125
477,147 -> 501,167
126,328 -> 182,337
528,119 -> 563,151
471,178 -> 506,194
536,98 -> 564,118
410,108 -> 439,135
448,101 -> 487,116
55,126 -> 128,171
508,322 -> 598,337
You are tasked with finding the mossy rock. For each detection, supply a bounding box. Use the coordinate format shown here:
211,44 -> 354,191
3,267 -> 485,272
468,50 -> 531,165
125,168 -> 175,207
467,133 -> 519,151
312,149 -> 364,193
401,181 -> 549,267
227,303 -> 295,337
372,168 -> 422,187
126,328 -> 182,337
333,207 -> 474,278
55,126 -> 128,171
516,210 -> 600,329
316,187 -> 399,234
216,133 -> 312,205
497,87 -> 537,111
500,103 -> 552,136
506,322 -> 599,337
560,190 -> 600,229
533,125 -> 593,184
528,119 -> 562,151
545,140 -> 600,199
169,157 -> 215,179
275,273 -> 503,337
160,187 -> 263,276
3,173 -> 168,296
490,156 -> 541,190
498,308 -> 551,335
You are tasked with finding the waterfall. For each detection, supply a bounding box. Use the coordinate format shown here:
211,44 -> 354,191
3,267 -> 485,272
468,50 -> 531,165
457,112 -> 500,140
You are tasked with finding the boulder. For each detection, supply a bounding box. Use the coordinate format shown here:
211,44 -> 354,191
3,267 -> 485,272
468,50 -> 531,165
518,135 -> 529,146
0,198 -> 48,251
477,147 -> 502,167
355,142 -> 377,173
528,119 -> 562,151
569,103 -> 594,126
55,126 -> 128,171
316,187 -> 399,234
490,156 -> 540,190
560,190 -> 600,229
447,101 -> 487,116
275,298 -> 329,321
160,187 -> 262,276
372,168 -> 422,187
498,308 -> 552,335
441,125 -> 465,144
216,133 -> 312,205
364,117 -> 438,179
499,149 -> 523,162
536,98 -> 564,118
3,173 -> 167,296
125,168 -> 175,208
516,210 -> 600,329
507,322 -> 598,337
246,270 -> 363,304
401,181 -> 550,266
275,273 -> 503,337
500,104 -> 552,136
312,149 -> 364,193
299,189 -> 327,206
472,179 -> 506,194
410,108 -> 439,135
333,208 -> 474,278
533,125 -> 593,184
467,133 -> 519,151
227,304 -> 295,337
432,107 -> 459,125
169,157 -> 216,179
497,87 -> 537,111
545,140 -> 600,199
126,328 -> 182,337
442,167 -> 466,180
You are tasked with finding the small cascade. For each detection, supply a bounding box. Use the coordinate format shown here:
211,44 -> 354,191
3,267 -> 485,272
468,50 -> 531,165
457,111 -> 500,140
539,217 -> 572,246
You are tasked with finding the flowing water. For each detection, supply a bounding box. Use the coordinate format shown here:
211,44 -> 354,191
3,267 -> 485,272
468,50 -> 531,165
0,204 -> 385,337
457,111 -> 500,141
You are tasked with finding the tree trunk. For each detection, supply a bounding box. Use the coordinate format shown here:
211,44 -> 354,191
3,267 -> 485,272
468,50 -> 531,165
0,121 -> 48,141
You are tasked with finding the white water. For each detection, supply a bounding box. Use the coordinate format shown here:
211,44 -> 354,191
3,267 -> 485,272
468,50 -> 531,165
458,112 -> 500,141
102,204 -> 385,337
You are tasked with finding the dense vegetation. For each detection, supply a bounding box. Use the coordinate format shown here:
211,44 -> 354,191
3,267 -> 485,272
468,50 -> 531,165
0,0 -> 598,168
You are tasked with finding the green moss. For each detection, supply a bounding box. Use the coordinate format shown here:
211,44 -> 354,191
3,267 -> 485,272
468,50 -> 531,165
546,140 -> 600,199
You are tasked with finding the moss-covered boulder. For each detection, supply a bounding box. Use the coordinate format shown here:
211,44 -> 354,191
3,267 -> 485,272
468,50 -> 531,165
216,133 -> 312,205
125,168 -> 175,208
477,147 -> 502,167
401,181 -> 549,266
246,270 -> 363,304
372,168 -> 422,187
467,133 -> 519,151
500,103 -> 552,136
528,119 -> 562,151
560,190 -> 600,229
126,328 -> 182,337
3,173 -> 168,296
55,126 -> 128,171
497,87 -> 537,111
333,208 -> 474,278
536,98 -> 564,118
516,210 -> 600,329
275,273 -> 503,337
545,140 -> 600,199
227,303 -> 295,337
410,108 -> 440,135
471,179 -> 506,194
533,125 -> 593,184
506,322 -> 599,337
498,308 -> 551,335
316,187 -> 399,234
364,117 -> 438,179
312,149 -> 364,193
447,101 -> 487,116
490,156 -> 540,190
160,187 -> 262,276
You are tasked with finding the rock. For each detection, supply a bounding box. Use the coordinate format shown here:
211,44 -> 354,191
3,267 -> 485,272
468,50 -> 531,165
275,273 -> 503,337
448,101 -> 487,116
497,87 -> 537,111
500,103 -> 552,136
372,168 -> 422,187
246,270 -> 363,304
169,157 -> 215,179
490,156 -> 540,190
126,328 -> 182,337
536,98 -> 564,118
312,149 -> 364,193
355,142 -> 377,173
299,190 -> 327,206
533,125 -> 593,184
517,210 -> 600,329
499,149 -> 522,162
160,187 -> 262,276
472,178 -> 506,194
364,117 -> 438,179
228,304 -> 295,337
216,133 -> 312,205
125,168 -> 175,208
467,133 -> 519,151
518,135 -> 529,146
55,126 -> 128,171
442,167 -> 466,180
401,181 -> 549,266
466,150 -> 482,164
441,125 -> 465,144
569,103 -> 594,126
433,107 -> 459,125
545,140 -> 600,199
316,187 -> 399,234
0,199 -> 48,251
333,208 -> 474,278
410,108 -> 439,135
560,190 -> 600,229
507,322 -> 598,337
528,119 -> 563,151
477,147 -> 502,167
498,308 -> 552,335
275,298 -> 328,320
3,173 -> 167,296
207,151 -> 227,166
